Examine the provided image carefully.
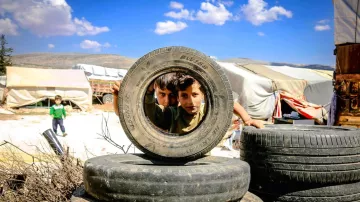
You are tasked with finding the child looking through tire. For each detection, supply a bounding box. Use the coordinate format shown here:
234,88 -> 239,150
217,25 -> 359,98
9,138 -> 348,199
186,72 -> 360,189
112,73 -> 264,135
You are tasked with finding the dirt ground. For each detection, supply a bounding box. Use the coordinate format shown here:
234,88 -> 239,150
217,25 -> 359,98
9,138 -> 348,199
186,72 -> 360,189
0,105 -> 239,164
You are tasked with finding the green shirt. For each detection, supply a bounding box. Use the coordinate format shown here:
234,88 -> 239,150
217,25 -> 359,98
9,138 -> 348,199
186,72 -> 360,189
50,104 -> 66,119
144,92 -> 205,134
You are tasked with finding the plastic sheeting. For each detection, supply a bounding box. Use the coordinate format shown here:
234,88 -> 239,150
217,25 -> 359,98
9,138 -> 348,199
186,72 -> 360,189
217,62 -> 276,120
304,81 -> 333,112
334,0 -> 360,45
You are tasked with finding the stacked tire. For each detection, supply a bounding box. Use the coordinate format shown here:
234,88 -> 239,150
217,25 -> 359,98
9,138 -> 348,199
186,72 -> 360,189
79,46 -> 261,202
240,124 -> 360,202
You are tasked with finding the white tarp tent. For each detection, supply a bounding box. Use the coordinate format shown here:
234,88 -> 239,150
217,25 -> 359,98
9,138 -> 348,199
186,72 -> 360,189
217,62 -> 276,120
73,64 -> 128,81
334,0 -> 360,44
6,66 -> 92,110
217,62 -> 333,121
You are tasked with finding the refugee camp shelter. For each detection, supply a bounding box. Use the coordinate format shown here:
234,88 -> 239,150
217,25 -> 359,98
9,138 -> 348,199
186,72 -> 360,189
217,62 -> 334,122
6,66 -> 92,110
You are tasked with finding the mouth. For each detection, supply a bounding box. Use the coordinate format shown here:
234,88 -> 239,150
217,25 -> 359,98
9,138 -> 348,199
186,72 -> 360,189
186,106 -> 196,110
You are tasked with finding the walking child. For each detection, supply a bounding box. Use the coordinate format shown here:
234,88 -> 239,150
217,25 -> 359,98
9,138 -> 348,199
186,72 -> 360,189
50,95 -> 67,137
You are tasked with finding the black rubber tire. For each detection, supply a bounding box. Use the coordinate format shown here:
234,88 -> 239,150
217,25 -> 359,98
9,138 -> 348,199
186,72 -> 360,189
118,46 -> 233,159
102,93 -> 113,104
83,154 -> 250,202
240,124 -> 360,184
250,181 -> 360,202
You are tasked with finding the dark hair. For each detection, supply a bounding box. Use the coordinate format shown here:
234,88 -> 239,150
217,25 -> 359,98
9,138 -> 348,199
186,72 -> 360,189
176,74 -> 205,93
55,95 -> 62,100
154,73 -> 177,93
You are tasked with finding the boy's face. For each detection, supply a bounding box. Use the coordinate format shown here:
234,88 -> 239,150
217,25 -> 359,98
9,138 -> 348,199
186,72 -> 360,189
55,99 -> 61,105
154,85 -> 178,107
178,82 -> 204,115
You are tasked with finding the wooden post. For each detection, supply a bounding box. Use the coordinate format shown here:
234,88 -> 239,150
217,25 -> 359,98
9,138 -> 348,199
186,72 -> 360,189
334,44 -> 360,128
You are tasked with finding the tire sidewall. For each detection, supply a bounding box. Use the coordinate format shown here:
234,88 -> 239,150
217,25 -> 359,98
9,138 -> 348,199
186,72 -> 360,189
118,46 -> 233,158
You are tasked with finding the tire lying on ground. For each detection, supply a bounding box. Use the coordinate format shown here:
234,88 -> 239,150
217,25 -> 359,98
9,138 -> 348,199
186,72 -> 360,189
251,181 -> 360,202
118,46 -> 233,160
240,124 -> 360,185
83,154 -> 250,202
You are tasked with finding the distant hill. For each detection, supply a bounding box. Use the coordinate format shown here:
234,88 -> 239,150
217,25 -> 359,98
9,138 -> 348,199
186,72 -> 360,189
12,53 -> 136,69
221,57 -> 335,71
12,53 -> 335,71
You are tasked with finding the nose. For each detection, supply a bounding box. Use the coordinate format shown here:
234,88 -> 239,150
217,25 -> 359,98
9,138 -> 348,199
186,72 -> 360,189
164,95 -> 169,105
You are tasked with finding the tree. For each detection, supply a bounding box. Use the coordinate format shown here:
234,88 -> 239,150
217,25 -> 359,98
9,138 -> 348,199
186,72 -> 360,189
0,34 -> 13,75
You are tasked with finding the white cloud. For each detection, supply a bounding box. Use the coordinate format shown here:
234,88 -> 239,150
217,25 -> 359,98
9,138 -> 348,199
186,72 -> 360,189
170,1 -> 184,10
0,18 -> 18,35
0,0 -> 109,36
80,40 -> 111,51
196,2 -> 233,25
74,17 -> 110,36
241,0 -> 292,26
48,44 -> 55,48
314,19 -> 330,31
315,24 -> 330,31
80,40 -> 101,50
155,21 -> 187,35
218,0 -> 234,7
257,31 -> 265,36
317,19 -> 329,24
165,9 -> 194,20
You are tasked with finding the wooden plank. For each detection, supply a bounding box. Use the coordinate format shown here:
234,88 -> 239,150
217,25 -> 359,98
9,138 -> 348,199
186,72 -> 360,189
336,44 -> 360,74
336,74 -> 360,80
339,124 -> 360,129
337,116 -> 360,126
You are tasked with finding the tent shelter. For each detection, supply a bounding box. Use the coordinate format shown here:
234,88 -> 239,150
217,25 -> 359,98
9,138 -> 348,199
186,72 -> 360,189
217,62 -> 334,122
6,66 -> 92,110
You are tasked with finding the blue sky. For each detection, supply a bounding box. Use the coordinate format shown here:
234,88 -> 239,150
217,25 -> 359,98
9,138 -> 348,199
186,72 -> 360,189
0,0 -> 335,65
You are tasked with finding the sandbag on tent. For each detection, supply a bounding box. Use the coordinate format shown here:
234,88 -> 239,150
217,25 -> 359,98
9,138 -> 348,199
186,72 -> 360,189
217,62 -> 276,120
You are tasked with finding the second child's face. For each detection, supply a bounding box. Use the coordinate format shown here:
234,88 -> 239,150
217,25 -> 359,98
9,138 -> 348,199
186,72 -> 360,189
155,85 -> 178,107
55,99 -> 61,105
178,82 -> 204,115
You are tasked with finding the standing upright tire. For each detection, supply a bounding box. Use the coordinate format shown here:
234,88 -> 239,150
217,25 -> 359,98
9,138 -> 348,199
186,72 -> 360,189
118,46 -> 234,160
102,93 -> 113,104
83,154 -> 251,202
